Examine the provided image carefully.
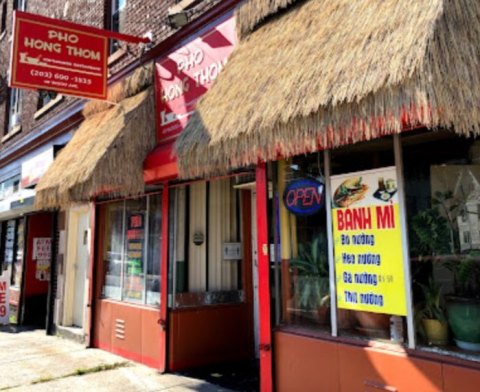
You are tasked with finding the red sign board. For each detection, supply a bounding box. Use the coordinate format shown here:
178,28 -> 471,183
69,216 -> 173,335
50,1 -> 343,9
155,16 -> 237,142
10,11 -> 108,100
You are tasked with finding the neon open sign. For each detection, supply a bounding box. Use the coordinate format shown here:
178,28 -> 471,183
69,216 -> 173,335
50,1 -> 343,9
283,178 -> 324,216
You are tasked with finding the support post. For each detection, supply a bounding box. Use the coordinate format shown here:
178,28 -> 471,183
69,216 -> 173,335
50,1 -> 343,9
394,134 -> 416,349
256,162 -> 273,392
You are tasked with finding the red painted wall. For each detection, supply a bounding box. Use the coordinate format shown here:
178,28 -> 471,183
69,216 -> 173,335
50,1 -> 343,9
274,331 -> 480,392
24,213 -> 52,296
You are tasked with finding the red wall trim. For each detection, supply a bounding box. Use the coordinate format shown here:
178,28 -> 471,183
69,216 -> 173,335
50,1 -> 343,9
256,163 -> 273,392
159,184 -> 170,372
86,202 -> 96,347
94,340 -> 160,368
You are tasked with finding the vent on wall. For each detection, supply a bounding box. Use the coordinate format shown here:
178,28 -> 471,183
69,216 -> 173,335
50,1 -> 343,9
115,319 -> 125,340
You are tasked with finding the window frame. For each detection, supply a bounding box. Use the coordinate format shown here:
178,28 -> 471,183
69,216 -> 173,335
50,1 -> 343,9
100,193 -> 162,307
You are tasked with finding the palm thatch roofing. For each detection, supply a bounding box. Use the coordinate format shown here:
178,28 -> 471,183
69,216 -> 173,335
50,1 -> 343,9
175,0 -> 480,179
35,64 -> 156,209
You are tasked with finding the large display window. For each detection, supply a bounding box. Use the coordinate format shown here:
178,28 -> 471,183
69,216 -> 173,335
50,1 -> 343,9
273,130 -> 480,362
101,194 -> 162,307
169,178 -> 244,308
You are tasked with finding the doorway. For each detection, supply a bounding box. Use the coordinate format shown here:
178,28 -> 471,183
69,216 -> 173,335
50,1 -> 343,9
251,189 -> 260,359
64,207 -> 90,329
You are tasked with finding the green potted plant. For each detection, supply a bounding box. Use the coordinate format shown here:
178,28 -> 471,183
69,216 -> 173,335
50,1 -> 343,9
290,234 -> 330,324
417,277 -> 448,346
445,256 -> 480,350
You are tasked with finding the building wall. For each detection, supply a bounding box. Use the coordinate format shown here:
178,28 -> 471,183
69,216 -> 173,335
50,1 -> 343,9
0,0 -> 223,164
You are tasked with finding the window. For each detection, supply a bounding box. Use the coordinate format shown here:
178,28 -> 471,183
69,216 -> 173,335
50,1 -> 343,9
101,194 -> 161,306
271,130 -> 480,361
0,1 -> 7,35
404,131 -> 480,356
14,0 -> 27,11
7,88 -> 22,132
169,178 -> 244,307
37,91 -> 58,110
108,0 -> 127,53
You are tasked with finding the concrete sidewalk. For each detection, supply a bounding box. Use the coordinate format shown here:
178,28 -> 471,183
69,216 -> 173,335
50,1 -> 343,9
0,327 -> 232,391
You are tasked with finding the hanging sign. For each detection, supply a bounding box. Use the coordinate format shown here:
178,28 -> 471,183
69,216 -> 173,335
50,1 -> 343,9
0,273 -> 9,325
155,16 -> 237,142
331,167 -> 407,316
283,178 -> 324,216
33,237 -> 51,281
10,11 -> 108,100
21,147 -> 54,188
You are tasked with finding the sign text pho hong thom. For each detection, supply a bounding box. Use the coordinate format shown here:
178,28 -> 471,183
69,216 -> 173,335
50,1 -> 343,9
10,11 -> 108,100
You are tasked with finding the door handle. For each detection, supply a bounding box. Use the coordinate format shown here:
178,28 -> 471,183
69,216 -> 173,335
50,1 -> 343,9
259,343 -> 271,352
364,380 -> 397,392
158,318 -> 167,331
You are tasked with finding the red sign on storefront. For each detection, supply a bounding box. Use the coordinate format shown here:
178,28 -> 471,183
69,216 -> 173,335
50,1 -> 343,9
10,11 -> 108,100
155,16 -> 237,142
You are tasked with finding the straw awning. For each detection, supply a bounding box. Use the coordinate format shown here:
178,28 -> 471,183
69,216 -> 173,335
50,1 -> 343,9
35,65 -> 156,209
175,0 -> 480,178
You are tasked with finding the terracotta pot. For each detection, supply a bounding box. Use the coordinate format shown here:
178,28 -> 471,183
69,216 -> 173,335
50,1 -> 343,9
337,309 -> 357,329
422,319 -> 448,346
355,311 -> 390,330
317,305 -> 330,325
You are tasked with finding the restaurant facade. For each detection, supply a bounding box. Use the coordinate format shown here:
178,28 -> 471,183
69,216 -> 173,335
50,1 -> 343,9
29,0 -> 480,391
171,0 -> 480,391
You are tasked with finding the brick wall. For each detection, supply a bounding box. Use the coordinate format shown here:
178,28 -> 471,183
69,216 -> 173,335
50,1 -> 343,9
0,0 -> 223,159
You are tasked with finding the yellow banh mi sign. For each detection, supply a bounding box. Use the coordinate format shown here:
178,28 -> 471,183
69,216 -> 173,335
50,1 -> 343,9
331,167 -> 407,316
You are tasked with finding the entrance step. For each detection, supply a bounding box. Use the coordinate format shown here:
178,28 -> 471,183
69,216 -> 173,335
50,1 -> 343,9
55,325 -> 85,344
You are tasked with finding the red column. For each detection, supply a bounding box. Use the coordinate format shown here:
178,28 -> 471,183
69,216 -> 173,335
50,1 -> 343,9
256,163 -> 273,392
159,184 -> 170,372
85,202 -> 96,347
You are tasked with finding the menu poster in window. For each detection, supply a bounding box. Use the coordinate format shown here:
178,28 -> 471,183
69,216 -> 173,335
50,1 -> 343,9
124,212 -> 145,300
4,221 -> 15,266
0,273 -> 9,325
33,238 -> 51,281
331,166 -> 407,316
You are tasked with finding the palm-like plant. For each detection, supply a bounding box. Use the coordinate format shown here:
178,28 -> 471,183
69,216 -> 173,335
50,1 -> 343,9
290,234 -> 330,310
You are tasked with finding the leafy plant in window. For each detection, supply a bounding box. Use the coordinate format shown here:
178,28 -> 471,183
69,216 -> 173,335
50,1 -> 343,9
410,206 -> 451,257
444,255 -> 480,350
290,234 -> 330,323
416,277 -> 448,345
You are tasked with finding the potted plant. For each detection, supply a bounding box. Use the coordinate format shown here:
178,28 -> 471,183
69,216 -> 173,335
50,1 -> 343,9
417,277 -> 448,345
445,256 -> 480,350
290,234 -> 330,324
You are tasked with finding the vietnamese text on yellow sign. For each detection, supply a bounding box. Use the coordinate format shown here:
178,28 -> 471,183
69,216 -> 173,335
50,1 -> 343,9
333,202 -> 407,316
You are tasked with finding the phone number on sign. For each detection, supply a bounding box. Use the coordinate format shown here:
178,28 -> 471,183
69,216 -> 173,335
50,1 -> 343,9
30,70 -> 92,85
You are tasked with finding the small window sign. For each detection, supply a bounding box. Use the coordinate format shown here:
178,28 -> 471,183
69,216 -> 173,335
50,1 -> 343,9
223,242 -> 242,260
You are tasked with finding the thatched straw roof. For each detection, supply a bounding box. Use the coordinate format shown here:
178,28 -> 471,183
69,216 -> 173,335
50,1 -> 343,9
175,0 -> 480,179
35,64 -> 156,209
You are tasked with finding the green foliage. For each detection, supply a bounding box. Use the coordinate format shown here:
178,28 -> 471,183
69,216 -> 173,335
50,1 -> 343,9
411,207 -> 450,256
417,277 -> 447,322
445,256 -> 480,299
290,234 -> 330,309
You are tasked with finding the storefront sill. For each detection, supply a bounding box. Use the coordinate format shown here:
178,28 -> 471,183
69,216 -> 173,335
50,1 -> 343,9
275,326 -> 480,370
274,325 -> 406,354
408,346 -> 480,371
171,302 -> 246,312
98,298 -> 160,311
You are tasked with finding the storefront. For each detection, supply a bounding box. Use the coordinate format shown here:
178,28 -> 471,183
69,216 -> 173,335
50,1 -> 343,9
144,11 -> 257,372
0,139 -> 70,328
174,0 -> 480,391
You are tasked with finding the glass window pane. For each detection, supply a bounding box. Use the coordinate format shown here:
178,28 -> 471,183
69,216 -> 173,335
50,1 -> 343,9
276,155 -> 331,331
123,198 -> 147,303
172,179 -> 245,308
403,130 -> 480,358
146,194 -> 162,307
102,201 -> 124,300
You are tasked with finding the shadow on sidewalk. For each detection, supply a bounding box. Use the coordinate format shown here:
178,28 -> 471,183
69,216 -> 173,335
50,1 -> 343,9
0,324 -> 42,334
177,360 -> 259,392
